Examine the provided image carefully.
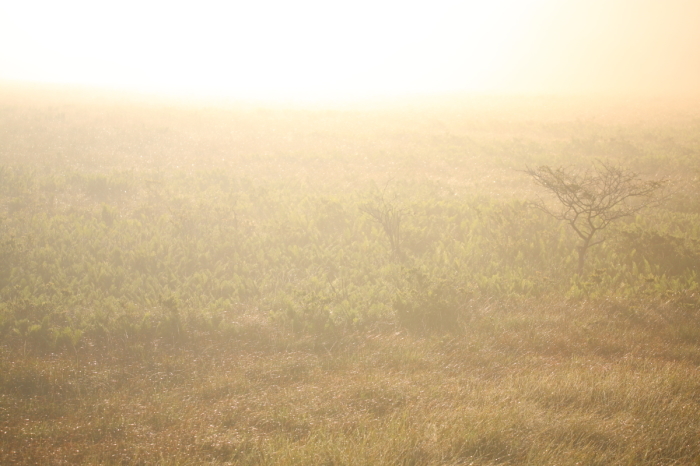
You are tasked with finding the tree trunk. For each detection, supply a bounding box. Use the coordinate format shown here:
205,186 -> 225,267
577,236 -> 592,275
577,248 -> 586,275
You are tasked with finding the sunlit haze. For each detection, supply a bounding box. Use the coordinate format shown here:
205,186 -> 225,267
1,0 -> 700,102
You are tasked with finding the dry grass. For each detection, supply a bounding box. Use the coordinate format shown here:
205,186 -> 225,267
2,90 -> 699,464
2,298 -> 699,465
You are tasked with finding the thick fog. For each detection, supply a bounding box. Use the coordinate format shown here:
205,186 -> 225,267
1,0 -> 698,101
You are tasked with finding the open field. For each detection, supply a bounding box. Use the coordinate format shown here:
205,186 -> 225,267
1,88 -> 700,464
2,300 -> 700,465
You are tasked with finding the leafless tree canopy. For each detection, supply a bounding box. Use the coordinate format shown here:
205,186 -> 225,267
525,162 -> 666,274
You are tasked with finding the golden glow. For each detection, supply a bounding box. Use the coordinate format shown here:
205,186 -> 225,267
1,0 -> 699,101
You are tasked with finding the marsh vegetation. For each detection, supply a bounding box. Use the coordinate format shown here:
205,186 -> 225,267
1,91 -> 699,464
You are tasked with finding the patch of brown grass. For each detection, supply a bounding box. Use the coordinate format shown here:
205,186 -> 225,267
1,298 -> 699,465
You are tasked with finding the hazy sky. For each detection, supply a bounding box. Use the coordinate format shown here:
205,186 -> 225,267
1,0 -> 699,101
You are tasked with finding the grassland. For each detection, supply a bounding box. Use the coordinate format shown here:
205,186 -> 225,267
1,87 -> 699,464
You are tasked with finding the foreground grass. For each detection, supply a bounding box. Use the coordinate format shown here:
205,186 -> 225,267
1,298 -> 699,465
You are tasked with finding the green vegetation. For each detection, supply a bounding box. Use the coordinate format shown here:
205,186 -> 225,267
1,92 -> 699,464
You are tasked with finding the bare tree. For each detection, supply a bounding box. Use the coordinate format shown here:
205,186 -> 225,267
360,188 -> 403,258
525,162 -> 666,274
